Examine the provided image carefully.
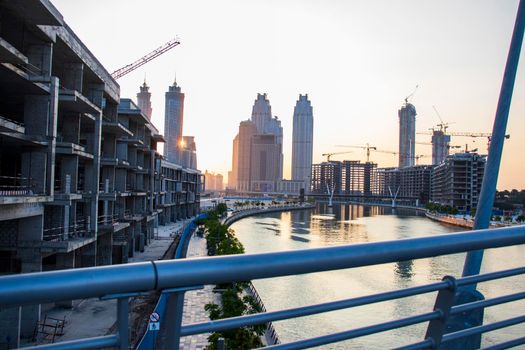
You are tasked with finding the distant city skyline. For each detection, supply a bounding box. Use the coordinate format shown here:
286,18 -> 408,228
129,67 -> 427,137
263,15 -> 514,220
51,0 -> 525,189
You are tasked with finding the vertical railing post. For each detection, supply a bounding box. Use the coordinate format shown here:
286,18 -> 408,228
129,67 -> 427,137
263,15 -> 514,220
159,291 -> 185,350
425,276 -> 456,349
217,337 -> 225,350
117,297 -> 129,350
462,0 -> 525,280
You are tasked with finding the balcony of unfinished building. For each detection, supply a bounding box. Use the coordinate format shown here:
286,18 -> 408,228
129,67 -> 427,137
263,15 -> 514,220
0,144 -> 52,205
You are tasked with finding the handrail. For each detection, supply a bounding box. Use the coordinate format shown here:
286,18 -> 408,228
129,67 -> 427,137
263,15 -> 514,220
2,225 -> 525,307
2,226 -> 525,349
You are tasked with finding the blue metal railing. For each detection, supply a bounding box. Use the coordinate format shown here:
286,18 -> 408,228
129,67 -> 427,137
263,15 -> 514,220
2,225 -> 525,349
137,214 -> 206,350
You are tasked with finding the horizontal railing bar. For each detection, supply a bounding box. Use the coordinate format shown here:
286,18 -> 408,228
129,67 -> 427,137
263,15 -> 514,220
0,262 -> 156,307
456,266 -> 525,287
180,281 -> 449,336
392,339 -> 434,350
451,291 -> 525,315
155,226 -> 525,290
19,335 -> 119,350
442,315 -> 525,343
482,336 -> 525,350
2,226 -> 525,307
264,311 -> 440,350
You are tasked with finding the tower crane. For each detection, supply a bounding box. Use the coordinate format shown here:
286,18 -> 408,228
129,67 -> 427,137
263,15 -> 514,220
404,85 -> 419,104
432,105 -> 455,132
415,141 -> 461,150
335,143 -> 377,162
111,37 -> 181,80
417,130 -> 509,150
321,151 -> 352,162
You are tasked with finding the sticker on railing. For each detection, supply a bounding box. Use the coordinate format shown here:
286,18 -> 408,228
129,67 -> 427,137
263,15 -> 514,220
149,312 -> 160,322
148,322 -> 160,331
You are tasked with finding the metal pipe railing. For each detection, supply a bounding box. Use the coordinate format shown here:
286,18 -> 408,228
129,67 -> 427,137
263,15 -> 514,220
2,225 -> 525,350
2,225 -> 525,308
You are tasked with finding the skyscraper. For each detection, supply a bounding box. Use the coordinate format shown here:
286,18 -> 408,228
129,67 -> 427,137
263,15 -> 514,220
229,134 -> 239,189
291,94 -> 314,190
137,80 -> 152,120
235,120 -> 257,191
398,102 -> 416,168
250,93 -> 283,179
250,134 -> 281,192
164,79 -> 184,164
431,129 -> 451,165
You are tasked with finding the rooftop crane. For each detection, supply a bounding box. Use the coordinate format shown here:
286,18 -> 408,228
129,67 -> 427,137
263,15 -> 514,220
417,130 -> 509,150
111,37 -> 181,80
335,143 -> 377,162
404,85 -> 419,104
321,151 -> 352,162
432,105 -> 455,132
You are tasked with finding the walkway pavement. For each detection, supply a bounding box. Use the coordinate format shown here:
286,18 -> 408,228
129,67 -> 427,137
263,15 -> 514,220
29,220 -> 189,345
179,234 -> 217,350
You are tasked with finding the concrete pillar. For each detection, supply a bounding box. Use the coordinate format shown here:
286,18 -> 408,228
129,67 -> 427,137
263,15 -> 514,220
135,224 -> 142,252
55,252 -> 76,308
139,232 -> 145,252
81,242 -> 97,267
128,226 -> 135,258
97,233 -> 113,266
47,77 -> 59,197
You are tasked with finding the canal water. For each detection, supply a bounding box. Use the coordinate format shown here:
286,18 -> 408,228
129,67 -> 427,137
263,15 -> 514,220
230,204 -> 525,349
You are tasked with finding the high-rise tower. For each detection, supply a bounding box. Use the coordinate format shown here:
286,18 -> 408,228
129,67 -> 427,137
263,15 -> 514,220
164,79 -> 184,164
250,93 -> 283,179
137,80 -> 152,120
398,103 -> 416,168
291,94 -> 314,190
235,120 -> 257,191
431,129 -> 451,165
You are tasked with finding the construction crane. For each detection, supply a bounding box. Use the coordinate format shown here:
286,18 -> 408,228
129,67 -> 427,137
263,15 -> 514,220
404,85 -> 419,104
335,143 -> 376,162
111,37 -> 181,80
417,130 -> 509,150
432,105 -> 455,132
415,141 -> 461,150
321,151 -> 352,162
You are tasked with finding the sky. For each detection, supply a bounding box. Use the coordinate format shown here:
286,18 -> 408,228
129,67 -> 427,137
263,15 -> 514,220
51,0 -> 525,190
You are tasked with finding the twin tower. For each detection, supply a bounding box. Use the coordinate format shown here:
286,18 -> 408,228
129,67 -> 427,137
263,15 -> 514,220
229,93 -> 313,193
137,80 -> 197,169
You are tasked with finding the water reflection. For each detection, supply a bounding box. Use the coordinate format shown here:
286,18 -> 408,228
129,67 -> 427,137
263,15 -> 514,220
395,260 -> 415,279
231,204 -> 525,348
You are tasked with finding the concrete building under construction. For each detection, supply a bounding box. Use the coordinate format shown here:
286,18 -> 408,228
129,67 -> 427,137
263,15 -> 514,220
431,152 -> 486,213
398,103 -> 417,168
431,129 -> 451,165
311,161 -> 376,196
0,2 -> 201,346
376,165 -> 433,204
